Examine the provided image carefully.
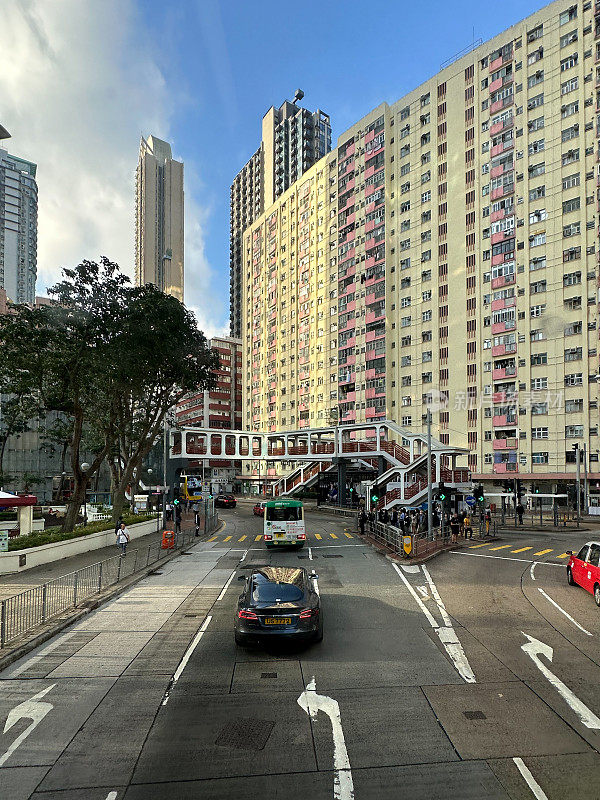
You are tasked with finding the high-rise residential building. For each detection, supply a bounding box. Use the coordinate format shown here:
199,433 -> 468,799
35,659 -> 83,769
0,134 -> 37,305
176,336 -> 243,492
135,135 -> 184,301
230,94 -> 331,337
243,0 -> 600,499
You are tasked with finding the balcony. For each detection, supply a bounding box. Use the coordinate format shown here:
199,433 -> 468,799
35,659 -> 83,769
493,437 -> 518,450
493,414 -> 517,427
492,391 -> 507,403
491,320 -> 516,334
492,366 -> 516,379
493,462 -> 518,473
491,274 -> 515,289
491,185 -> 514,201
491,296 -> 516,311
366,309 -> 385,324
491,342 -> 517,356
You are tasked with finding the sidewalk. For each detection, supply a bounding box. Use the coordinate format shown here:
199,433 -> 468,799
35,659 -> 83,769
0,511 -> 198,602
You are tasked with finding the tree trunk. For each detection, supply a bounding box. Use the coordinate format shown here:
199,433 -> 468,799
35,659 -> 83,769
63,478 -> 87,531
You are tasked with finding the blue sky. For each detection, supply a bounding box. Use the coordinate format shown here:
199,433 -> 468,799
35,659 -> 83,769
144,0 -> 547,334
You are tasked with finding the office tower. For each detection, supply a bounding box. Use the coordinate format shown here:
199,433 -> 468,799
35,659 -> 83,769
0,132 -> 37,306
243,0 -> 600,497
135,135 -> 184,301
229,93 -> 331,337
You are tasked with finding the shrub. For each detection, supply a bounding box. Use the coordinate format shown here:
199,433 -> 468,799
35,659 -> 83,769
7,513 -> 155,551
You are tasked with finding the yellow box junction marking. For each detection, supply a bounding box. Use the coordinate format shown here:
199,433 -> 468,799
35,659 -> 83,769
489,545 -> 512,551
238,535 -> 247,541
534,549 -> 553,556
315,534 -> 322,540
512,547 -> 533,553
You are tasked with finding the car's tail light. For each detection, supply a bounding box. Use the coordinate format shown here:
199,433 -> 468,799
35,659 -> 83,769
264,534 -> 272,540
298,533 -> 306,540
238,609 -> 259,620
299,608 -> 318,619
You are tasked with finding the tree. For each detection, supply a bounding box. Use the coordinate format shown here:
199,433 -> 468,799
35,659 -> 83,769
20,472 -> 43,494
0,394 -> 39,478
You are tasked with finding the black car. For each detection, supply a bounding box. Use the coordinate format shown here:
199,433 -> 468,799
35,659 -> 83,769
235,566 -> 322,646
215,494 -> 236,508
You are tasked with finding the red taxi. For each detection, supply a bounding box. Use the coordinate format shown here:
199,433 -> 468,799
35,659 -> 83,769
567,541 -> 600,606
253,501 -> 266,517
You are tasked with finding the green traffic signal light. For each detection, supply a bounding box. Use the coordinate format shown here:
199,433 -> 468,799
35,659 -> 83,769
439,492 -> 446,501
371,494 -> 378,503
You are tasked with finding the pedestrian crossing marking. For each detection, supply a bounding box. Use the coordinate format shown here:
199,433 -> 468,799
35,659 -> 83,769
469,543 -> 490,549
489,545 -> 512,551
557,553 -> 569,559
512,547 -> 533,553
330,533 -> 338,539
534,549 -> 553,556
344,532 -> 353,538
315,534 -> 322,540
238,535 -> 247,541
208,536 -> 217,542
223,535 -> 232,542
255,534 -> 262,541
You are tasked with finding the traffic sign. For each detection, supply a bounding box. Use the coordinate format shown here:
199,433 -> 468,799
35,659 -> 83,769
465,496 -> 476,507
0,531 -> 8,552
403,535 -> 413,555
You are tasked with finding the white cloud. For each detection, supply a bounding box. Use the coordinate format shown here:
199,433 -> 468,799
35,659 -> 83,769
0,0 -> 227,337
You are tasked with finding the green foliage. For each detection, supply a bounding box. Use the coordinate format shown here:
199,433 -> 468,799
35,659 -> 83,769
8,513 -> 154,551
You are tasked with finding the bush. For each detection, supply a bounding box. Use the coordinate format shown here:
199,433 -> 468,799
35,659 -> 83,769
7,513 -> 155,551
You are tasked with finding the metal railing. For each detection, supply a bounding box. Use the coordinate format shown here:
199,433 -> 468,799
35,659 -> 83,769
362,518 -> 495,560
0,514 -> 219,649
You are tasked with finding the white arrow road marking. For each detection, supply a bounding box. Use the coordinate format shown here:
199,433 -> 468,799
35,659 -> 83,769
537,588 -> 593,637
416,586 -> 430,599
0,684 -> 56,767
298,677 -> 354,800
521,632 -> 600,729
393,562 -> 476,683
105,793 -> 118,800
400,564 -> 420,573
513,757 -> 549,800
530,562 -> 537,581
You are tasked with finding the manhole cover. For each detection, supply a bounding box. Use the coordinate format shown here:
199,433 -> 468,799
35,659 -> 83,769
215,718 -> 275,750
463,710 -> 486,720
323,554 -> 343,558
261,672 -> 277,679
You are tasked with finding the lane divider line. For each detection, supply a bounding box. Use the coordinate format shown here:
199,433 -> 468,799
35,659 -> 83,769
162,615 -> 212,706
513,758 -> 549,800
537,588 -> 593,636
216,569 -> 237,602
451,552 -> 564,566
530,562 -> 537,581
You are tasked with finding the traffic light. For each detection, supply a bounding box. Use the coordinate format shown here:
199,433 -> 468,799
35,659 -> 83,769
437,482 -> 447,502
475,484 -> 485,504
173,497 -> 180,506
371,493 -> 379,504
516,480 -> 524,500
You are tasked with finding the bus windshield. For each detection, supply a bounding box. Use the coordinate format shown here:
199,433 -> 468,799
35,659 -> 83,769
266,506 -> 302,522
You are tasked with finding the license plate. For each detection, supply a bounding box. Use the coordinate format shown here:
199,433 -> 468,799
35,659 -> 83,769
275,533 -> 284,538
264,617 -> 291,625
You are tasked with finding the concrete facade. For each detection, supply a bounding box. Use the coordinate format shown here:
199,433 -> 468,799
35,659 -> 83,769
242,0 -> 600,495
135,135 -> 184,301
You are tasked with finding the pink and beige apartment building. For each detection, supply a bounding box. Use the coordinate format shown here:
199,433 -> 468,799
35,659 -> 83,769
242,0 -> 600,496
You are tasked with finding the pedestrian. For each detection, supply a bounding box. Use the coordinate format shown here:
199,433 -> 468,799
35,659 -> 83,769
116,522 -> 129,556
114,515 -> 123,536
192,501 -> 199,517
175,504 -> 182,534
516,502 -> 524,526
450,514 -> 460,544
411,512 -> 419,536
165,501 -> 173,521
358,509 -> 366,535
485,509 -> 492,535
391,509 -> 398,528
463,512 -> 473,539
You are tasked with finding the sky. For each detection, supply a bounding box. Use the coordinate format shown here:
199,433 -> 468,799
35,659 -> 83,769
0,0 -> 548,337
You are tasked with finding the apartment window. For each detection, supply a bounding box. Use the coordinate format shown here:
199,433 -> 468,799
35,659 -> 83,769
529,185 -> 546,200
562,148 -> 579,165
565,296 -> 582,310
422,269 -> 432,281
421,229 -> 431,242
528,93 -> 544,110
400,257 -> 411,270
563,197 -> 580,214
532,452 -> 549,464
400,238 -> 411,251
529,162 -> 545,177
400,162 -> 410,176
528,47 -> 544,65
562,172 -> 580,190
564,270 -> 582,286
565,347 -> 583,361
528,116 -> 545,131
565,321 -> 583,336
562,124 -> 579,142
421,249 -> 431,262
563,246 -> 581,262
528,70 -> 544,88
530,256 -> 546,271
402,396 -> 412,407
401,315 -> 411,327
401,335 -> 411,346
531,377 -> 548,389
560,53 -> 578,71
563,221 -> 581,237
530,304 -> 546,317
559,6 -> 577,25
421,190 -> 431,203
530,279 -> 547,294
531,351 -> 547,365
560,29 -> 578,48
528,138 -> 545,155
529,208 -> 547,224
561,100 -> 579,118
561,76 -> 578,94
401,296 -> 411,308
565,425 -> 584,438
401,181 -> 410,194
401,356 -> 411,367
400,106 -> 410,120
422,309 -> 432,322
530,232 -> 546,247
422,372 -> 432,383
566,398 -> 584,413
400,145 -> 410,158
531,427 -> 549,440
565,372 -> 583,386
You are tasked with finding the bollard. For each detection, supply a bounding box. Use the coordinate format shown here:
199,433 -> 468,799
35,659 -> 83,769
117,556 -> 122,583
0,600 -> 5,648
41,584 -> 47,622
98,562 -> 103,594
146,544 -> 151,567
73,572 -> 78,607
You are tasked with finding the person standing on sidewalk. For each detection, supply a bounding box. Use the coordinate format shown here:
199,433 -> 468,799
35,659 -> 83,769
516,502 -> 524,526
116,523 -> 129,556
463,512 -> 473,539
450,514 -> 460,544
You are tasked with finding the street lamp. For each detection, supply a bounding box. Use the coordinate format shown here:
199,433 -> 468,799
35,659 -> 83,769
80,462 -> 90,525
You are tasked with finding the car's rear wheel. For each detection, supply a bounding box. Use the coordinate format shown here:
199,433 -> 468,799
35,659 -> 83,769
595,584 -> 600,608
567,567 -> 576,586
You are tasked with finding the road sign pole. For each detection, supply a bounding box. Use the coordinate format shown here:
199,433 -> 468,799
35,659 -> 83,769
426,409 -> 433,541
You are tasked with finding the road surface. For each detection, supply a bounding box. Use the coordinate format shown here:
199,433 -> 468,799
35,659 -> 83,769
0,504 -> 598,799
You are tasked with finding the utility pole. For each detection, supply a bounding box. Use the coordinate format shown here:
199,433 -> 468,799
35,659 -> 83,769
426,408 -> 433,540
583,442 -> 589,516
162,416 -> 168,531
575,443 -> 581,527
513,477 -> 518,527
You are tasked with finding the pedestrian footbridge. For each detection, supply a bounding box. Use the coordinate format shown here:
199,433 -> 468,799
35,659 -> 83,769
170,419 -> 471,509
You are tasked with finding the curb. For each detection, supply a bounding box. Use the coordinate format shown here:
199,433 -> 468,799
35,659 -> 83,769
0,528 -> 217,673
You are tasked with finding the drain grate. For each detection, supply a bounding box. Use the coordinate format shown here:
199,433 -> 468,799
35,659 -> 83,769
261,672 -> 277,679
323,554 -> 343,559
184,614 -> 199,618
463,710 -> 487,720
215,718 -> 275,750
148,570 -> 163,576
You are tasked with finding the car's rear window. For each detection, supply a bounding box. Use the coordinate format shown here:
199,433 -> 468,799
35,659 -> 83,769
252,582 -> 304,602
266,505 -> 302,521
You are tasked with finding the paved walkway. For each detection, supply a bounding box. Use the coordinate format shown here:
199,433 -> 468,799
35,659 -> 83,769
0,512 -> 200,602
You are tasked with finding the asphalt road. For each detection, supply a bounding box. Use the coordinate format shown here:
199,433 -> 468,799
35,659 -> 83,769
0,505 -> 599,799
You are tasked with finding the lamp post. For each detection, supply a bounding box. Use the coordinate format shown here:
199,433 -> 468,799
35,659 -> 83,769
80,462 -> 90,525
